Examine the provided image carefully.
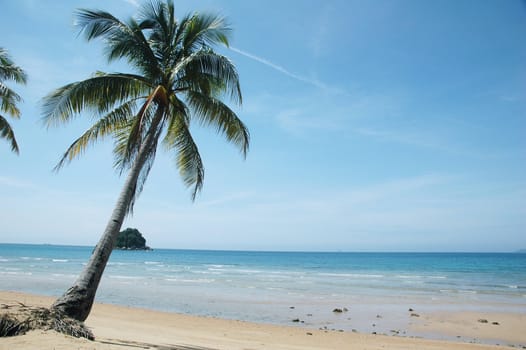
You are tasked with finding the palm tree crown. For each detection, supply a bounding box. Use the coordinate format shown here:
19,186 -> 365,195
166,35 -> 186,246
43,0 -> 249,209
43,0 -> 250,322
0,48 -> 27,154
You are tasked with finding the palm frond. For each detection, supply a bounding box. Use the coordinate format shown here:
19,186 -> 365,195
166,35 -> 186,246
112,120 -> 134,171
186,91 -> 249,157
76,9 -> 160,79
182,13 -> 231,55
0,82 -> 22,118
163,110 -> 204,200
121,85 -> 169,170
54,101 -> 136,171
42,73 -> 150,127
45,1 -> 248,205
0,48 -> 27,84
127,118 -> 164,214
0,115 -> 19,154
177,50 -> 242,104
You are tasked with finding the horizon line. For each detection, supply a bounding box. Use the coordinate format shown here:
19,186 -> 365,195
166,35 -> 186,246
0,242 -> 522,254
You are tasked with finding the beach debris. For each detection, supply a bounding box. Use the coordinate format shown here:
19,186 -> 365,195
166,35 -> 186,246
372,331 -> 377,335
306,332 -> 313,336
0,314 -> 28,337
477,319 -> 488,323
376,314 -> 382,318
410,313 -> 420,317
492,321 -> 500,325
289,306 -> 295,309
292,318 -> 300,323
332,308 -> 343,313
408,308 -> 414,312
352,329 -> 358,333
0,306 -> 94,340
306,313 -> 313,317
343,307 -> 349,312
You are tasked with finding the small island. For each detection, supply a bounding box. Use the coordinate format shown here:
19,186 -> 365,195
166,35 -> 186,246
115,228 -> 152,250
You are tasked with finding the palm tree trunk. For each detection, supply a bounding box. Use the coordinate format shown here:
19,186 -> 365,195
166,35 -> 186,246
51,111 -> 164,322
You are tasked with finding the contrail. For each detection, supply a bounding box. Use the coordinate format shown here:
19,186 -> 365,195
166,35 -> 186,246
230,46 -> 336,92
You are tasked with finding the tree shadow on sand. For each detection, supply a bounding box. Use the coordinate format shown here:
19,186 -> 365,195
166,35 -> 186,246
98,339 -> 218,350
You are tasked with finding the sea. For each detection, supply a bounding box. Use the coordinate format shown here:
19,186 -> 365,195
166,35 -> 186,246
1,243 -> 525,339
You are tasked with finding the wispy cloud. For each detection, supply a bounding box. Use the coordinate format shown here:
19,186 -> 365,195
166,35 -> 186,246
230,47 -> 346,95
122,0 -> 140,8
352,126 -> 509,159
0,176 -> 38,190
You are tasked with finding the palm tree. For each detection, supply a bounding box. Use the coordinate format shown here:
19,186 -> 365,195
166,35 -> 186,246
42,0 -> 249,322
1,48 -> 27,154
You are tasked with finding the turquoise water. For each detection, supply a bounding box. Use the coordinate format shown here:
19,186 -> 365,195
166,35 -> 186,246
1,244 -> 525,335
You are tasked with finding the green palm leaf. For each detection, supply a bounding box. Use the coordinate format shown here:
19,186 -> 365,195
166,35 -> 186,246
42,73 -> 151,127
0,48 -> 27,84
0,82 -> 23,118
0,48 -> 26,154
54,100 -> 137,170
163,110 -> 204,200
45,0 -> 248,207
0,115 -> 19,154
173,50 -> 242,104
186,90 -> 249,156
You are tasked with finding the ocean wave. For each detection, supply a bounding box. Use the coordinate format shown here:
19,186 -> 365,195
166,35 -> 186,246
396,275 -> 422,279
317,272 -> 384,278
458,290 -> 477,294
144,261 -> 162,265
164,278 -> 215,283
235,269 -> 264,274
0,271 -> 32,276
108,262 -> 133,266
506,285 -> 526,289
52,259 -> 68,262
52,273 -> 76,278
108,275 -> 144,280
208,268 -> 226,272
439,289 -> 477,294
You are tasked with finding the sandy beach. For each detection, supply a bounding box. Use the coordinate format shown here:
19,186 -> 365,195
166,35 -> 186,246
1,290 -> 524,350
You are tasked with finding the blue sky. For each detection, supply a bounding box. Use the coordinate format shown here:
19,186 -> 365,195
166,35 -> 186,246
1,0 -> 525,252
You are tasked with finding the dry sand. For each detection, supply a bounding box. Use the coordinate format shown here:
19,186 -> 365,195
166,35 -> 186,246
1,290 -> 525,349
